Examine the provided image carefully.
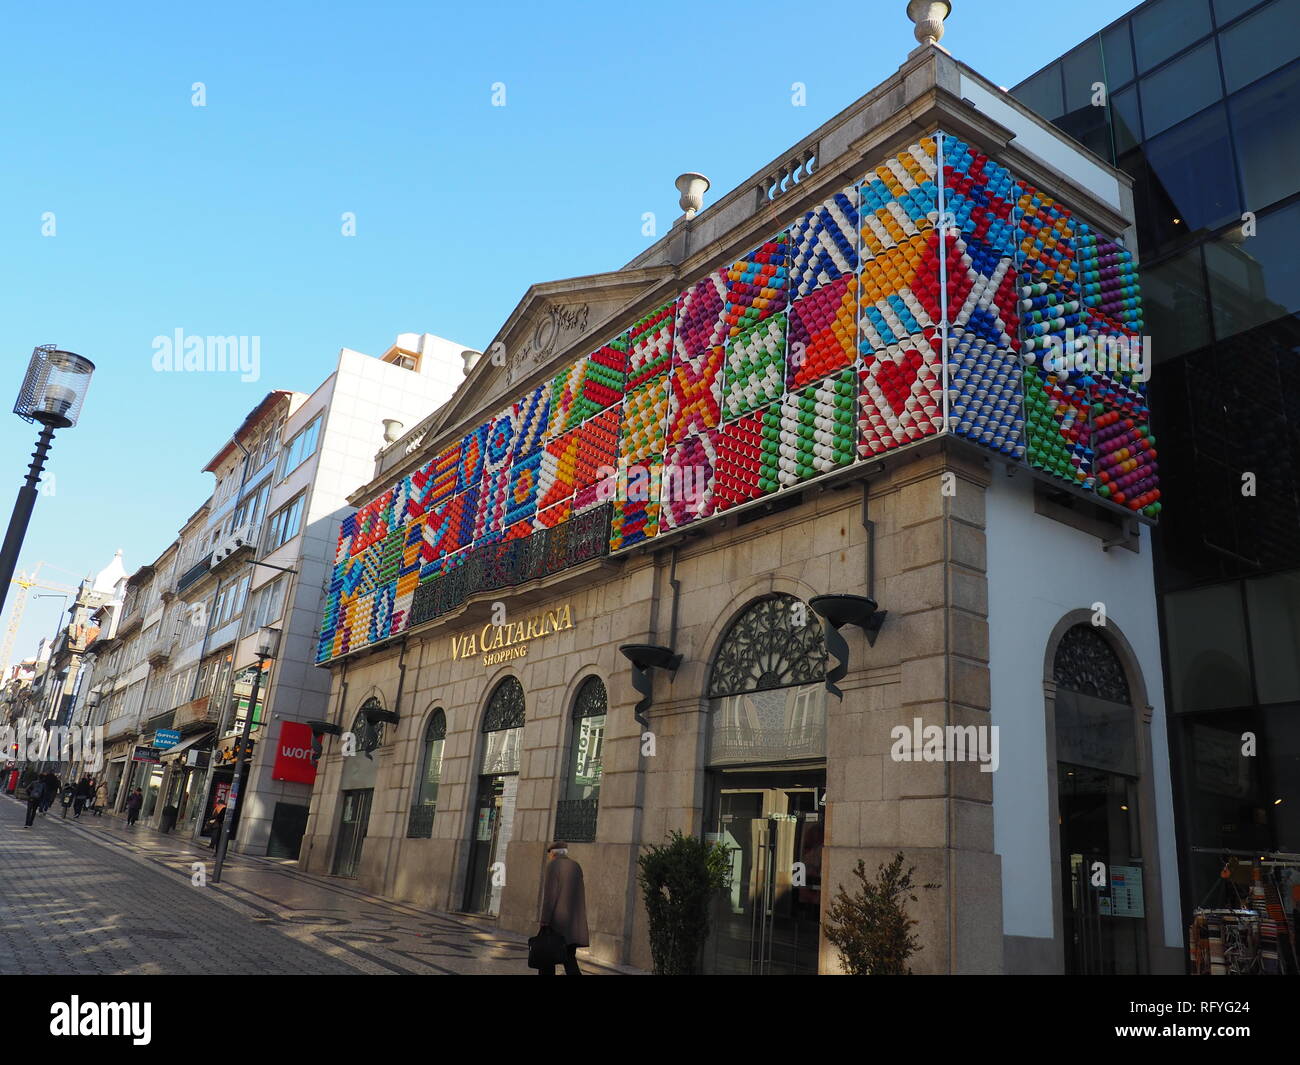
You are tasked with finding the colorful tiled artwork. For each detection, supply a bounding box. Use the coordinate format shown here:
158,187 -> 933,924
626,303 -> 674,390
667,345 -> 724,444
723,316 -> 786,421
318,132 -> 1152,662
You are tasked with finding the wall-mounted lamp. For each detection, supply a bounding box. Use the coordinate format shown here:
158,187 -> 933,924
619,643 -> 682,729
809,594 -> 887,699
306,719 -> 343,765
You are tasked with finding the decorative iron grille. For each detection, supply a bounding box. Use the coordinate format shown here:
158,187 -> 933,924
351,700 -> 385,754
406,804 -> 436,839
482,677 -> 525,732
573,676 -> 606,719
554,798 -> 598,843
1053,624 -> 1130,703
707,594 -> 827,698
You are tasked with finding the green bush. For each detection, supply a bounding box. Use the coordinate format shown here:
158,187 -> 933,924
824,852 -> 938,975
637,830 -> 731,975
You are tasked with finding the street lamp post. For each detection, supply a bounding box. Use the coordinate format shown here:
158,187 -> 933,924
212,624 -> 280,883
0,347 -> 95,619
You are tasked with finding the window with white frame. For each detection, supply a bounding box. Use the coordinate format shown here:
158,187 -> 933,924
279,417 -> 321,480
250,577 -> 287,629
265,494 -> 306,551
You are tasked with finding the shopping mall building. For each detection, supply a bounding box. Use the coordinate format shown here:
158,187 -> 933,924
298,29 -> 1184,973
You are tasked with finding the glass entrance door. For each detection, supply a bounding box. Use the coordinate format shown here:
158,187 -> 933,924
464,774 -> 517,914
333,788 -> 373,878
705,767 -> 824,975
1059,764 -> 1147,974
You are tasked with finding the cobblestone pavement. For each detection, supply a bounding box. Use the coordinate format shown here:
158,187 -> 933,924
0,794 -> 628,975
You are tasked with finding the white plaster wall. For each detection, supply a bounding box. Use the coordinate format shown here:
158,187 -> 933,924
984,470 -> 1180,949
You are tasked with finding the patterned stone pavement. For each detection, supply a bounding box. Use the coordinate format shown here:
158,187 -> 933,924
0,794 -> 628,975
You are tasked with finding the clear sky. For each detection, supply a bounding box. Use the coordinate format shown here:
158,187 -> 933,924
0,0 -> 1140,666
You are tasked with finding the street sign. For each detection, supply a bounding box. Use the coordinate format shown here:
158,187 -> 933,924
152,729 -> 181,749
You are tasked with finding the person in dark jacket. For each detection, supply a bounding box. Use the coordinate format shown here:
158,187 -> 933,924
205,801 -> 227,849
73,778 -> 91,818
39,771 -> 60,813
125,788 -> 143,826
24,778 -> 45,827
537,840 -> 589,976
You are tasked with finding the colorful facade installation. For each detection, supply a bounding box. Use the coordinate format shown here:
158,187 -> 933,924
319,131 -> 1155,662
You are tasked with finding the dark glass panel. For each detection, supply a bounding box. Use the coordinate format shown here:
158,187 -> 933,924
1139,41 -> 1223,138
1220,1 -> 1300,93
1133,0 -> 1213,72
1063,38 -> 1106,111
1228,59 -> 1300,210
1111,84 -> 1142,155
1101,20 -> 1136,87
1205,199 -> 1300,338
1143,247 -> 1212,362
1163,584 -> 1253,711
1014,66 -> 1065,122
1142,104 -> 1240,254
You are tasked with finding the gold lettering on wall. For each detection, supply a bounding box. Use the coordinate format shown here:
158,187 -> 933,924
448,602 -> 575,666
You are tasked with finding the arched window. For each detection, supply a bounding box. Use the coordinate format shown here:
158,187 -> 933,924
480,676 -> 525,775
352,697 -> 387,755
707,594 -> 828,765
1054,624 -> 1131,703
340,696 -> 385,791
407,708 -> 446,839
555,677 -> 606,843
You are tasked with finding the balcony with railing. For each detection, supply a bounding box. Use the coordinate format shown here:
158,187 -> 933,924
176,553 -> 214,594
173,694 -> 218,731
209,522 -> 260,575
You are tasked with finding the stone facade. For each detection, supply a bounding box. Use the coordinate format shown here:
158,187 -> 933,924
299,43 -> 1178,975
300,440 -> 1009,972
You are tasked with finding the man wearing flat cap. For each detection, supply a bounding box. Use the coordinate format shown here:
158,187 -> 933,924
537,840 -> 588,975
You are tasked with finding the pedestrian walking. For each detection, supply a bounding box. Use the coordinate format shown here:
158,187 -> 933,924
39,771 -> 59,813
536,840 -> 588,976
73,777 -> 91,818
125,788 -> 143,827
24,777 -> 45,827
93,780 -> 109,816
205,800 -> 227,849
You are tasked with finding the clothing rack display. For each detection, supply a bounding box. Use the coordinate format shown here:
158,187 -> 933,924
1188,850 -> 1300,975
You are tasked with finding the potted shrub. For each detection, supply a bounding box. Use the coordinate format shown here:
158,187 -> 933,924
824,851 -> 939,974
637,830 -> 731,975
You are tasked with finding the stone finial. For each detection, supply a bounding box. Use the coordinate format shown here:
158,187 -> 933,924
907,0 -> 951,46
381,418 -> 404,444
461,349 -> 482,376
675,173 -> 710,219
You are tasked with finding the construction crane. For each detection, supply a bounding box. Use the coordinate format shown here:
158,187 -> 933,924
2,562 -> 82,677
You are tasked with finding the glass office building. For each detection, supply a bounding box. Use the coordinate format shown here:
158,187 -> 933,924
1013,0 -> 1300,955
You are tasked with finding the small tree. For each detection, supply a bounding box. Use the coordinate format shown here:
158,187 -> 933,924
637,830 -> 731,975
824,852 -> 938,974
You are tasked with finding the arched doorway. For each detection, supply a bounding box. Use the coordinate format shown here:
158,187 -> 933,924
332,697 -> 386,878
703,593 -> 828,975
463,676 -> 525,915
1051,623 -> 1148,974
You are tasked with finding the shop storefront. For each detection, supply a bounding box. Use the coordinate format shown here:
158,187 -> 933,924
298,49 -> 1183,973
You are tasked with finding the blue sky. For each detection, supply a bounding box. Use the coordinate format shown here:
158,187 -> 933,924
0,0 -> 1139,664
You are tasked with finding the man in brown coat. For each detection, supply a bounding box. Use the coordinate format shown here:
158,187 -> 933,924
537,840 -> 588,975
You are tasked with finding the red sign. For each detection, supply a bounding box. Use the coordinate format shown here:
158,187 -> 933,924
271,721 -> 318,784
